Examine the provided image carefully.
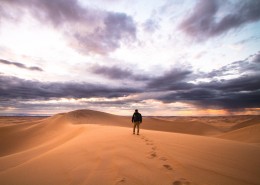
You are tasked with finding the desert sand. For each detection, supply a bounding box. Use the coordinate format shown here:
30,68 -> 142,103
0,110 -> 260,185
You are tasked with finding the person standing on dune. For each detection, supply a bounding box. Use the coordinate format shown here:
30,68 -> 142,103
132,109 -> 142,135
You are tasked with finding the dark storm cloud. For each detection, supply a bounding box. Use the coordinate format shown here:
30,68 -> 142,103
0,59 -> 43,71
91,65 -> 132,79
179,0 -> 260,40
0,75 -> 140,100
90,65 -> 149,81
147,68 -> 194,90
159,88 -> 260,110
0,0 -> 136,55
201,74 -> 260,93
157,52 -> 260,110
252,51 -> 260,63
159,88 -> 217,103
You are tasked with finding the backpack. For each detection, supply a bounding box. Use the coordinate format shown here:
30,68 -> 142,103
133,113 -> 141,122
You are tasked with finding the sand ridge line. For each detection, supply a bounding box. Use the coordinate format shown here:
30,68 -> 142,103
0,126 -> 85,173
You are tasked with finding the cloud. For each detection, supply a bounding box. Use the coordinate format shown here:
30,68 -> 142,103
202,74 -> 260,92
90,65 -> 149,81
0,59 -> 43,71
159,88 -> 260,110
1,52 -> 260,113
204,51 -> 260,78
147,68 -> 194,90
235,36 -> 260,45
194,51 -> 207,59
252,51 -> 260,63
91,65 -> 132,79
142,18 -> 160,33
179,0 -> 260,40
157,52 -> 260,110
71,12 -> 136,55
0,75 -> 140,101
0,0 -> 136,55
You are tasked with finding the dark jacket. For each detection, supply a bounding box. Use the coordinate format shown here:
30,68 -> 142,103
132,112 -> 142,123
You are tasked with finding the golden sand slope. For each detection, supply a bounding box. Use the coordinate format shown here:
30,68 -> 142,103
229,115 -> 260,130
218,123 -> 260,144
216,115 -> 260,143
0,110 -> 260,185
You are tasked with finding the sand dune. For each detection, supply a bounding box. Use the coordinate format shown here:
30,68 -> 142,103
141,117 -> 222,136
218,123 -> 260,144
155,115 -> 260,132
65,110 -> 222,136
229,115 -> 260,130
216,115 -> 260,144
0,109 -> 260,185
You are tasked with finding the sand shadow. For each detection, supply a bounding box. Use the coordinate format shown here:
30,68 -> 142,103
163,164 -> 173,170
172,178 -> 190,185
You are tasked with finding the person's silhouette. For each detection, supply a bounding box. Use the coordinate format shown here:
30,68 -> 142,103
132,109 -> 142,135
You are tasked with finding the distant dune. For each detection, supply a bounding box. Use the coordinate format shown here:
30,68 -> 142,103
218,123 -> 260,143
229,115 -> 260,130
0,109 -> 260,185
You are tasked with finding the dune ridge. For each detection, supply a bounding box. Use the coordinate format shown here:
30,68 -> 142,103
0,109 -> 260,185
63,109 -> 223,136
218,123 -> 260,144
229,115 -> 260,130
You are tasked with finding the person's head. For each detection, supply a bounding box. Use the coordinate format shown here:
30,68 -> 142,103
135,109 -> 138,113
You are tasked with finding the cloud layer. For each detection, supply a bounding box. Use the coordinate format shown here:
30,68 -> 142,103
1,52 -> 259,112
90,65 -> 149,81
157,52 -> 260,109
179,0 -> 260,40
0,75 -> 139,101
0,0 -> 136,55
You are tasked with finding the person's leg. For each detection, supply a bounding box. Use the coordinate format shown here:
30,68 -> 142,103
137,122 -> 140,135
133,122 -> 136,134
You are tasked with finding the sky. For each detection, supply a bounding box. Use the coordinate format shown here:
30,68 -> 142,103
0,0 -> 260,116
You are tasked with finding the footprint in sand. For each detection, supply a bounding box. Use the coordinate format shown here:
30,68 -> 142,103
144,138 -> 154,145
172,178 -> 190,185
141,136 -> 177,179
147,151 -> 157,159
116,177 -> 126,184
141,136 -> 159,159
163,164 -> 173,171
159,157 -> 167,161
146,142 -> 154,146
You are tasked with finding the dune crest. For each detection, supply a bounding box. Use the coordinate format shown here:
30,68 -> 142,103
218,123 -> 260,144
61,109 -> 222,136
229,115 -> 260,130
